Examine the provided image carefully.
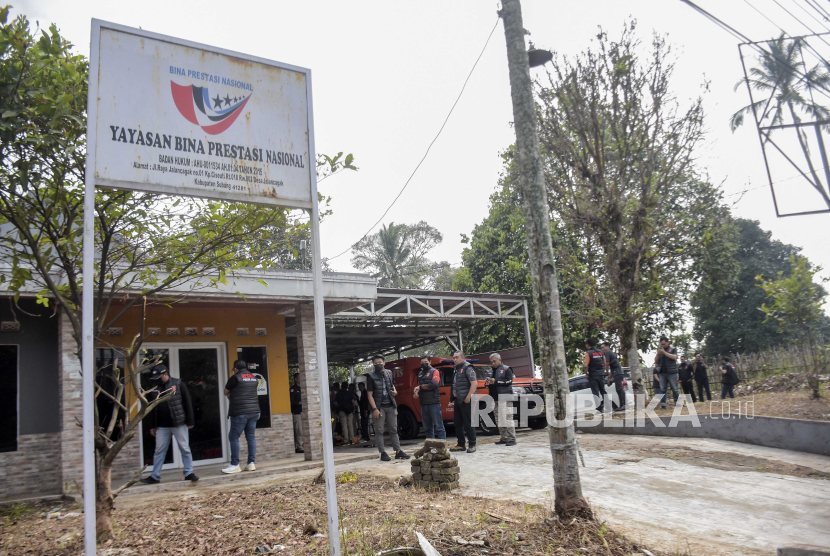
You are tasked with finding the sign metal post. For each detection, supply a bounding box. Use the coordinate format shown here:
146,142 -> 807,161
83,20 -> 340,556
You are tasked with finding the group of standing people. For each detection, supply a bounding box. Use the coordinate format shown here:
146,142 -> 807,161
583,338 -> 627,413
333,380 -> 370,446
140,359 -> 261,484
651,338 -> 741,407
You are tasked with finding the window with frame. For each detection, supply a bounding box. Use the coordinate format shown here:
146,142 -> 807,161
0,345 -> 19,452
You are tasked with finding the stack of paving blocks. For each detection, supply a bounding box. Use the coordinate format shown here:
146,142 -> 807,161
411,439 -> 460,491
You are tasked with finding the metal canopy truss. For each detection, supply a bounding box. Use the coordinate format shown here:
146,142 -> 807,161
336,290 -> 527,320
313,288 -> 534,366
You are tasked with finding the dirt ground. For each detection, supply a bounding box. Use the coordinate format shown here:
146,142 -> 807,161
1,474 -> 656,556
3,431 -> 829,555
345,432 -> 830,556
651,373 -> 830,421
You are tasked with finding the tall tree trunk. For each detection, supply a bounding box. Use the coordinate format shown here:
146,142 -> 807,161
95,454 -> 114,541
500,0 -> 591,519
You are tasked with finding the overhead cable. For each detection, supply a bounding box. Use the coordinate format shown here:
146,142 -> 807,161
327,18 -> 501,262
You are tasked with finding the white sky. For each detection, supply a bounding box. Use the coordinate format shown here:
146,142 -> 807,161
19,0 -> 830,290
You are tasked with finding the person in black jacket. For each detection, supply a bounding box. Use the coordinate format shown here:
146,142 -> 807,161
678,356 -> 697,403
222,360 -> 261,474
601,342 -> 626,411
289,373 -> 304,453
414,355 -> 445,440
486,353 -> 516,445
692,353 -> 712,401
335,381 -> 356,445
140,365 -> 198,484
720,357 -> 739,399
584,338 -> 607,413
654,336 -> 679,409
357,381 -> 370,441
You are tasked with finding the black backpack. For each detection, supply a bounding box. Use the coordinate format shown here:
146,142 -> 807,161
725,364 -> 740,385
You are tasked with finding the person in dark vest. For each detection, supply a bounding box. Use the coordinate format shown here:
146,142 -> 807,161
485,352 -> 516,445
335,381 -> 356,445
366,355 -> 410,461
140,364 -> 198,484
347,382 -> 360,444
720,356 -> 739,399
678,356 -> 697,403
692,353 -> 712,402
652,366 -> 662,400
357,381 -> 370,441
601,342 -> 626,411
289,373 -> 304,453
654,336 -> 679,409
222,360 -> 260,474
413,355 -> 445,439
584,338 -> 608,413
450,350 -> 479,453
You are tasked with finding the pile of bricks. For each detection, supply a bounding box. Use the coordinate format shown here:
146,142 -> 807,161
410,439 -> 460,491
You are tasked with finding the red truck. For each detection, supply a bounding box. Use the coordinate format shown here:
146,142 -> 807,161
384,356 -> 546,440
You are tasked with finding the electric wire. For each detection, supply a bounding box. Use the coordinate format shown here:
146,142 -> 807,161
771,0 -> 830,48
679,0 -> 830,98
792,0 -> 830,32
327,18 -> 501,262
806,0 -> 830,23
743,0 -> 787,34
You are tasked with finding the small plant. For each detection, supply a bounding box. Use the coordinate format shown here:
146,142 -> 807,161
758,256 -> 829,399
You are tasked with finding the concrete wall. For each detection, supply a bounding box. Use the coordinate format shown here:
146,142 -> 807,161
575,414 -> 830,456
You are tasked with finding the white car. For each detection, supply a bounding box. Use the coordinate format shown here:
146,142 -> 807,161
568,370 -> 633,414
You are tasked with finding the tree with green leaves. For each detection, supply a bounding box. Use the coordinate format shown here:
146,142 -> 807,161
0,9 -> 355,539
453,154 -> 595,370
535,22 -> 737,404
350,221 -> 449,289
757,255 -> 829,399
691,219 -> 825,355
731,33 -> 830,209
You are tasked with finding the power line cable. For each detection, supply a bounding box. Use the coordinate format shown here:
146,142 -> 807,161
792,0 -> 830,32
743,0 -> 787,34
771,0 -> 830,48
327,18 -> 501,262
806,0 -> 830,23
679,0 -> 830,98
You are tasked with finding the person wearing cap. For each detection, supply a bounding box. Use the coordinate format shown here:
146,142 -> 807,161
289,373 -> 304,453
485,352 -> 516,446
413,355 -> 445,440
222,360 -> 261,474
140,364 -> 198,484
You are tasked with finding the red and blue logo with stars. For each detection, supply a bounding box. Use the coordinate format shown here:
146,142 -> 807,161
170,81 -> 251,135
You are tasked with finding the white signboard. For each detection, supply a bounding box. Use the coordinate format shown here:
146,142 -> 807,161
92,22 -> 313,208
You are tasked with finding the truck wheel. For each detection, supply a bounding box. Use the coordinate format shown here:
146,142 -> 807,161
397,408 -> 420,440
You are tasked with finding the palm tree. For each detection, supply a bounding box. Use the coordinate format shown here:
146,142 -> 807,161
350,221 -> 446,289
732,34 -> 830,209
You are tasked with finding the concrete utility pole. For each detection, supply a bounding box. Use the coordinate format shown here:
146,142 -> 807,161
499,0 -> 591,518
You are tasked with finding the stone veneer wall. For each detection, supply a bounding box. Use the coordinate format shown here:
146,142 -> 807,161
295,303 -> 323,461
0,433 -> 62,500
255,413 -> 296,462
58,311 -> 83,495
108,415 -> 295,482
